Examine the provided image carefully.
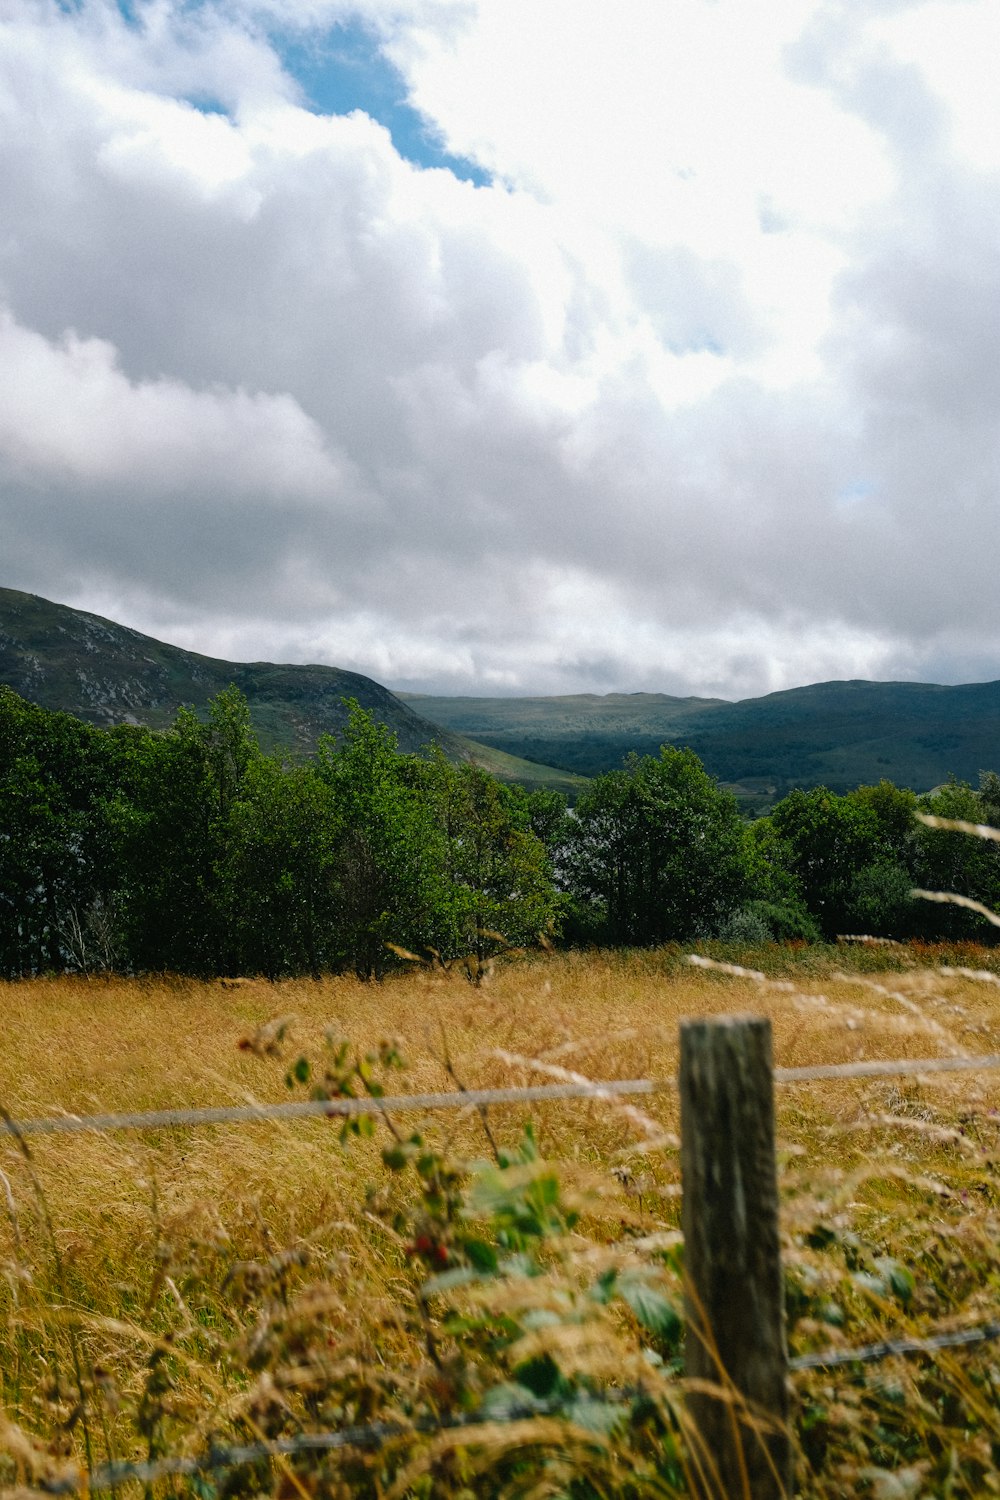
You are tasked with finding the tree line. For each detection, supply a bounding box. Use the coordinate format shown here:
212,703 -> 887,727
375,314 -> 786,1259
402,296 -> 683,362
2,683 -> 1000,979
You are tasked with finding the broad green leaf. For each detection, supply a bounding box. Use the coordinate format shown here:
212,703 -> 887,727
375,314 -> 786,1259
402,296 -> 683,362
565,1394 -> 623,1437
463,1238 -> 499,1274
874,1257 -> 915,1305
477,1383 -> 547,1421
617,1275 -> 682,1341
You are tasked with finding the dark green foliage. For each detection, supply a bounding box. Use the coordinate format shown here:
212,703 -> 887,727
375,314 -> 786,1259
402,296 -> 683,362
6,679 -> 1000,973
406,678 -> 1000,803
766,776 -> 1000,941
911,776 -> 1000,938
101,714 -> 221,972
314,707 -> 455,978
219,757 -> 340,977
562,747 -> 754,945
0,686 -> 135,974
421,759 -> 563,960
767,787 -> 887,939
0,688 -> 564,978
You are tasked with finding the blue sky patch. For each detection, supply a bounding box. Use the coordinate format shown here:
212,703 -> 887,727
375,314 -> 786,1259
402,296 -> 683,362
275,18 -> 490,187
836,479 -> 877,507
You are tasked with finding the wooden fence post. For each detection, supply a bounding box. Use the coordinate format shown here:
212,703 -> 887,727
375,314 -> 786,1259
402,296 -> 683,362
680,1014 -> 791,1498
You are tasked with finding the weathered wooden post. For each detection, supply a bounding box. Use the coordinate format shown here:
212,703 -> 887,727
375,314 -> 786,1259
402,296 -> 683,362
680,1014 -> 791,1498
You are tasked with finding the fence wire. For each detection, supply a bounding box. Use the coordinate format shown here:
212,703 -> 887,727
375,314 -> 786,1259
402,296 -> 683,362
0,1079 -> 658,1137
34,1396 -> 618,1494
27,1317 -> 1000,1493
38,1424 -> 408,1494
789,1317 -> 1000,1371
2,1050 -> 998,1139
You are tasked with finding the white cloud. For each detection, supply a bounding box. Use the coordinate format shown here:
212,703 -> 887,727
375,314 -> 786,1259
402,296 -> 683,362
1,0 -> 999,700
867,0 -> 1000,171
0,312 -> 345,493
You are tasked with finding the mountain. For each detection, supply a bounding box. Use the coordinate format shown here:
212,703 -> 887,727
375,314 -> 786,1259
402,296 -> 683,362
13,585 -> 996,808
0,588 -> 585,794
402,679 -> 1000,807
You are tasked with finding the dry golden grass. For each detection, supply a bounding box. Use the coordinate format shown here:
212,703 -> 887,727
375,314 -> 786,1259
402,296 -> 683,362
1,949 -> 999,1496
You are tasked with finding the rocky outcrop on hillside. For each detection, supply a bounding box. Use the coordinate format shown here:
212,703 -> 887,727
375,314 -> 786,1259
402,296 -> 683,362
0,587 -> 460,758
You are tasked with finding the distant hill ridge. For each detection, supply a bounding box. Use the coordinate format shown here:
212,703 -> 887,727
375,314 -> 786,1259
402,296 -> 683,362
0,588 -> 586,796
6,587 -> 1000,806
0,585 -> 465,757
403,676 -> 1000,806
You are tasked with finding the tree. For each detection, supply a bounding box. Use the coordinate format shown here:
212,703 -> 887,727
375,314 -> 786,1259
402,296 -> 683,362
100,714 -> 220,971
218,758 -> 340,977
426,761 -> 562,961
100,688 -> 266,973
841,781 -> 922,937
912,777 -> 1000,939
739,817 -> 820,942
0,688 -> 116,974
564,747 -> 752,946
0,689 -> 565,978
767,787 -> 883,939
976,770 -> 1000,827
316,704 -> 453,978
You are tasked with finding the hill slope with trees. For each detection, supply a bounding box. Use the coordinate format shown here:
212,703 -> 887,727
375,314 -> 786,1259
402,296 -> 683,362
0,588 -> 583,795
0,586 -> 453,755
404,679 -> 1000,803
5,683 -> 1000,977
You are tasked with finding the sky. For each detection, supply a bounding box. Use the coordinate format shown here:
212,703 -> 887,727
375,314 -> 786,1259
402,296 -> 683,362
1,0 -> 998,700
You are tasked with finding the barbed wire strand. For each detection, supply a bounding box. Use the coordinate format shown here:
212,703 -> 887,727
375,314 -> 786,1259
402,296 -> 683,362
43,1424 -> 431,1494
0,1080 -> 658,1137
3,1050 -> 1000,1139
776,1053 -> 1000,1083
39,1423 -> 406,1493
789,1318 -> 1000,1371
36,1397 -> 613,1494
31,1316 -> 1000,1492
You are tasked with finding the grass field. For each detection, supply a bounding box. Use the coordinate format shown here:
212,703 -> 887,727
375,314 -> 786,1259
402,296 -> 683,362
1,947 -> 999,1496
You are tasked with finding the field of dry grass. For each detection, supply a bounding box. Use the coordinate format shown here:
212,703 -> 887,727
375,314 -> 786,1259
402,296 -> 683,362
1,948 -> 999,1496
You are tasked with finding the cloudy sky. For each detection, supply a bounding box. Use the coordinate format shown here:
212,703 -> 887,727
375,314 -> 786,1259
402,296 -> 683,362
1,0 -> 998,699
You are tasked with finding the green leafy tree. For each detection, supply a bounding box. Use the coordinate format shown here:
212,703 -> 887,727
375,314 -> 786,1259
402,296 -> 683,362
767,786 -> 884,939
913,777 -> 1000,939
841,781 -> 922,937
737,817 -> 820,942
523,787 -> 573,854
764,778 -> 996,941
976,770 -> 1000,827
100,715 -> 220,971
426,761 -> 562,960
202,684 -> 260,820
316,704 -> 453,978
846,779 -> 920,853
0,688 -> 116,974
564,747 -> 752,945
100,688 -> 265,973
217,758 -> 342,977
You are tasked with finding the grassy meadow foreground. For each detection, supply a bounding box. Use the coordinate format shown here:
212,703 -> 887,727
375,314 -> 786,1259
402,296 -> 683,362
1,948 -> 999,1497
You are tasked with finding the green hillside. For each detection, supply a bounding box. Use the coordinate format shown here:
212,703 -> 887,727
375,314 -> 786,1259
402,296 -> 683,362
10,586 -> 997,806
404,678 -> 1000,804
0,588 -> 583,795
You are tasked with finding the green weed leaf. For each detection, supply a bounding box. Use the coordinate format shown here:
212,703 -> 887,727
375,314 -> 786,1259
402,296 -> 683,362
874,1256 -> 915,1305
617,1275 -> 682,1341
